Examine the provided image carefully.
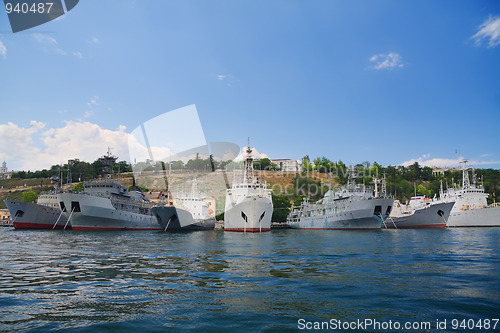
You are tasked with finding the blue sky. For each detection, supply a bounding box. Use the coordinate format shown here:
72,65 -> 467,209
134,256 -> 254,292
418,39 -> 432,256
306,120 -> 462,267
1,0 -> 500,171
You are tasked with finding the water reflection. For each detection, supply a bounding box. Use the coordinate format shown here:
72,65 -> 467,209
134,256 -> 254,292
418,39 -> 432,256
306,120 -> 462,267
0,228 -> 499,331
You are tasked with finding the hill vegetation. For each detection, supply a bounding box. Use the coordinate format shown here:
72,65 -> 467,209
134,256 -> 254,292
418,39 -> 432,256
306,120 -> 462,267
1,155 -> 498,222
301,156 -> 500,204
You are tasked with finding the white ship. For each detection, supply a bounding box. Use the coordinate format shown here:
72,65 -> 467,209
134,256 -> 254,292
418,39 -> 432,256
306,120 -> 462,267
440,161 -> 500,227
384,196 -> 455,229
152,176 -> 215,231
224,144 -> 273,232
287,169 -> 394,230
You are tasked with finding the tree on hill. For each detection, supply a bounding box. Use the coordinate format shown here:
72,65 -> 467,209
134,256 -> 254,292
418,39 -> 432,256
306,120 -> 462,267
22,190 -> 38,203
302,155 -> 311,173
72,182 -> 84,192
271,194 -> 292,222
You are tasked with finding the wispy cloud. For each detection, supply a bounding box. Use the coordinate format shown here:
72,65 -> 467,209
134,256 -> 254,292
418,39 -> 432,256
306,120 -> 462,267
217,74 -> 232,80
32,33 -> 83,58
89,36 -> 100,44
84,111 -> 94,118
0,40 -> 6,59
401,154 -> 500,168
32,33 -> 67,55
217,74 -> 238,86
32,33 -> 57,45
471,15 -> 500,48
87,95 -> 99,107
369,52 -> 404,70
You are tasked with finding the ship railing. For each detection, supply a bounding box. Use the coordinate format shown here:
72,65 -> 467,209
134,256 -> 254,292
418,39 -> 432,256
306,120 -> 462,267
110,196 -> 158,208
39,190 -> 63,195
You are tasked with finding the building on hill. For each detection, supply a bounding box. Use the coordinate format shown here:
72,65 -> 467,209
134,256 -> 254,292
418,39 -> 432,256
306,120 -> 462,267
0,161 -> 12,179
431,167 -> 445,176
271,159 -> 303,172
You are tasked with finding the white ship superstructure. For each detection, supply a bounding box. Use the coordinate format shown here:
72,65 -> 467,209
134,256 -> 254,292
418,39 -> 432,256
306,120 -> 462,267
224,144 -> 273,232
152,176 -> 215,231
287,169 -> 394,230
57,150 -> 160,231
57,179 -> 160,231
440,161 -> 500,227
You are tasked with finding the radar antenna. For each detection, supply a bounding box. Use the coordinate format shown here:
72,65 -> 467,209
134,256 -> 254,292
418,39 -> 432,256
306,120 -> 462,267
460,159 -> 470,190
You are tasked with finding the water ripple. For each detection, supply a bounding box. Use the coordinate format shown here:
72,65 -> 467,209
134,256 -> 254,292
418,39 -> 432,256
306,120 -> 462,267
0,228 -> 499,331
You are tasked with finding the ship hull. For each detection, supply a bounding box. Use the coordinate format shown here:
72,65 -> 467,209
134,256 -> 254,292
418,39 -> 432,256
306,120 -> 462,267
384,202 -> 454,229
446,205 -> 500,227
224,196 -> 273,232
57,193 -> 160,231
288,198 -> 393,230
152,206 -> 215,231
4,200 -> 68,230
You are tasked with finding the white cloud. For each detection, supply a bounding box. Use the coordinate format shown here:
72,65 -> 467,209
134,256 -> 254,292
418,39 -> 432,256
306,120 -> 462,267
32,33 -> 57,45
72,51 -> 83,59
84,111 -> 94,118
233,147 -> 268,162
401,154 -> 500,168
217,74 -> 232,80
0,121 -> 135,171
369,52 -> 404,70
0,41 -> 6,59
40,122 -> 132,167
87,96 -> 99,107
471,16 -> 500,48
217,74 -> 238,87
32,33 -> 67,55
89,37 -> 100,44
0,121 -> 46,169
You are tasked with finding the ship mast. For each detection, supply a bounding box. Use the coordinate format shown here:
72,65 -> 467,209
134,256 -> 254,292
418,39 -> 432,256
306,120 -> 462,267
381,173 -> 387,198
243,138 -> 255,184
99,147 -> 118,180
472,167 -> 477,187
189,174 -> 199,198
460,159 -> 470,190
347,165 -> 357,190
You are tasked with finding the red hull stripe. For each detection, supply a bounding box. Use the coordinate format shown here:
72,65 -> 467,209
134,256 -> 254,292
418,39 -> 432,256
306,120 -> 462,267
386,224 -> 446,229
224,228 -> 271,232
72,226 -> 162,231
13,222 -> 67,230
293,227 -> 381,230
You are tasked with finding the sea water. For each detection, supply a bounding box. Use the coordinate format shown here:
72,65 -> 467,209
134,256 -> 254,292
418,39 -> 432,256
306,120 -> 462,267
0,228 -> 499,332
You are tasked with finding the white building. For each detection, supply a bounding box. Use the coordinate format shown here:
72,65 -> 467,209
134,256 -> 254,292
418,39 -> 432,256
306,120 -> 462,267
0,161 -> 12,179
431,167 -> 445,176
271,159 -> 303,172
